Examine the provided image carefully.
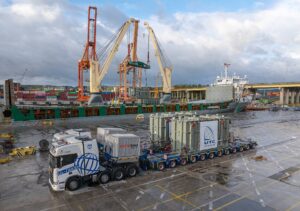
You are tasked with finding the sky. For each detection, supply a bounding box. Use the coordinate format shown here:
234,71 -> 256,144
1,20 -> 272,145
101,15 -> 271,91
0,0 -> 300,86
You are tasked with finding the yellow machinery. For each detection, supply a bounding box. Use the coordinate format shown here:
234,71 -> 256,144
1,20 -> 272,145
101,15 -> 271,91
9,146 -> 36,157
0,156 -> 11,164
0,133 -> 14,140
42,120 -> 54,126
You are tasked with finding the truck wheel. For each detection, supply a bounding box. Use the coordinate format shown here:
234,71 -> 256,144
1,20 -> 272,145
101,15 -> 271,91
200,154 -> 206,161
245,145 -> 250,150
232,148 -> 237,153
158,162 -> 165,171
239,147 -> 244,152
180,158 -> 187,166
209,153 -> 215,159
218,151 -> 222,157
169,160 -> 176,168
190,156 -> 197,163
225,149 -> 230,155
113,168 -> 124,181
66,177 -> 81,191
127,165 -> 138,177
99,171 -> 110,184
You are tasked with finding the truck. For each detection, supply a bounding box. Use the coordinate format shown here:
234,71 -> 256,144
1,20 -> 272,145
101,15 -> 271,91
49,129 -> 140,191
49,115 -> 257,191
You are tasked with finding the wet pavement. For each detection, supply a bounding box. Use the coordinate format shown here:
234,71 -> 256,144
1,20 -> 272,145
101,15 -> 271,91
1,111 -> 300,211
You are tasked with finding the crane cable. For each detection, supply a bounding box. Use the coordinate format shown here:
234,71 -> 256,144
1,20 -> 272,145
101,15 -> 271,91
154,33 -> 172,69
96,23 -> 126,64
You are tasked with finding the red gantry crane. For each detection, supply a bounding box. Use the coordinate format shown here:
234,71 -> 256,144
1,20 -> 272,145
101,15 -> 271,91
77,6 -> 98,102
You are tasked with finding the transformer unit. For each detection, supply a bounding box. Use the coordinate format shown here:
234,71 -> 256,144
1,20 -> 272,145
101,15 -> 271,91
170,115 -> 231,152
149,112 -> 198,142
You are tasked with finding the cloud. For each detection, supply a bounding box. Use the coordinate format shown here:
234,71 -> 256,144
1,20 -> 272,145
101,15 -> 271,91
0,0 -> 300,87
11,2 -> 60,21
0,0 -> 128,86
145,0 -> 300,84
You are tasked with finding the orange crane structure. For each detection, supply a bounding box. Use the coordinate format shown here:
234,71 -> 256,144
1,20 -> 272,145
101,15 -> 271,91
77,6 -> 98,102
118,20 -> 149,103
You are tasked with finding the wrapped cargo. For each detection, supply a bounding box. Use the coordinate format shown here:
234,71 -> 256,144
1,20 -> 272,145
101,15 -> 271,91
170,115 -> 230,152
199,120 -> 219,150
171,117 -> 201,151
105,134 -> 140,163
149,113 -> 174,141
199,115 -> 230,142
97,127 -> 126,145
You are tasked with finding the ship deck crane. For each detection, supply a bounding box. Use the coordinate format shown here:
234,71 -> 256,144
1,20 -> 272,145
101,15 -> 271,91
118,20 -> 139,103
118,20 -> 150,104
88,18 -> 140,105
144,22 -> 172,104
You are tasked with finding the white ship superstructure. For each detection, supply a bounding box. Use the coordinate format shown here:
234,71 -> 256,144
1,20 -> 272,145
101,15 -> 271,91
214,63 -> 249,102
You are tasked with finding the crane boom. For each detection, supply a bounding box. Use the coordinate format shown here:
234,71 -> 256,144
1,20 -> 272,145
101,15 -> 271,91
144,22 -> 172,95
89,18 -> 136,94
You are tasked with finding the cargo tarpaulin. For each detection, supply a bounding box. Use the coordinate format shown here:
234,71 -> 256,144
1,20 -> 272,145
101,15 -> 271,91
199,121 -> 218,150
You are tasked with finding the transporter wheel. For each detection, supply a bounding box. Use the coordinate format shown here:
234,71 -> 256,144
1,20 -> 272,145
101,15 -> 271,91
239,147 -> 244,152
169,160 -> 176,168
66,177 -> 81,191
180,158 -> 187,166
209,153 -> 215,159
127,165 -> 138,177
158,162 -> 165,171
245,144 -> 250,150
200,154 -> 206,161
190,156 -> 197,163
217,151 -> 223,157
113,167 -> 125,181
98,171 -> 110,184
232,148 -> 237,154
225,149 -> 230,155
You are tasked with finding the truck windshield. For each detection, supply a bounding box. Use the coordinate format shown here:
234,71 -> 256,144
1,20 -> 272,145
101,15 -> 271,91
49,154 -> 59,168
49,153 -> 78,168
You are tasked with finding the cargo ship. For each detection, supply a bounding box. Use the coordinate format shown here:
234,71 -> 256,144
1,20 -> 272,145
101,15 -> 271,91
213,63 -> 251,112
8,87 -> 239,121
188,63 -> 250,113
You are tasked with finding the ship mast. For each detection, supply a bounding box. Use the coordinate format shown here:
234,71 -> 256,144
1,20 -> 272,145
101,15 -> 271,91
224,63 -> 230,79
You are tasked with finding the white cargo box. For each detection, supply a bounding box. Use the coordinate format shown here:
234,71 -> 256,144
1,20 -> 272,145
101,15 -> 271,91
97,127 -> 126,145
105,134 -> 140,162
